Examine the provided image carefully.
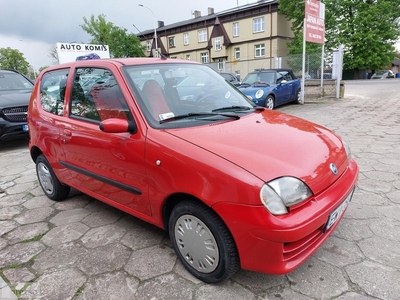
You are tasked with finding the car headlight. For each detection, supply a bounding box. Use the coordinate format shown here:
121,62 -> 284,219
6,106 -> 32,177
255,89 -> 264,99
260,177 -> 313,215
342,140 -> 352,162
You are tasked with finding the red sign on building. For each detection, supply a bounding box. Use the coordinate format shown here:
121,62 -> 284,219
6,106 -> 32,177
305,0 -> 325,44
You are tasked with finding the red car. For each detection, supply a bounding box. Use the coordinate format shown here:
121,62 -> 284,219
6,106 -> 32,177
28,58 -> 358,283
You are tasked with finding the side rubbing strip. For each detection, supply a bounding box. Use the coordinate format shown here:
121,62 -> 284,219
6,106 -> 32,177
60,161 -> 142,195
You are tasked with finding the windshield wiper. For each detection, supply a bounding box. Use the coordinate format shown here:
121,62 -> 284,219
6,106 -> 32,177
212,105 -> 251,112
159,112 -> 240,124
213,106 -> 265,113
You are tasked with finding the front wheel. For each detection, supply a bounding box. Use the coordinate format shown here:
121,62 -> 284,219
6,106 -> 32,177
294,89 -> 302,104
36,154 -> 70,201
169,200 -> 239,283
264,95 -> 275,110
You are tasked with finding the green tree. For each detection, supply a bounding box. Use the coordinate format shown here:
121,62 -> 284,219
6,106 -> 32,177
80,14 -> 145,58
0,47 -> 30,75
278,0 -> 400,71
38,66 -> 49,72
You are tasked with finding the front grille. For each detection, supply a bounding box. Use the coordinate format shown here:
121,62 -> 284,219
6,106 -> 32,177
1,106 -> 28,122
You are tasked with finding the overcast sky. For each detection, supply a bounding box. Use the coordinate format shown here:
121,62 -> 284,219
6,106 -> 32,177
0,0 -> 255,71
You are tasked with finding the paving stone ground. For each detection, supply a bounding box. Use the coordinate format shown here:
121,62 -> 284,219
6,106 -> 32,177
0,79 -> 399,299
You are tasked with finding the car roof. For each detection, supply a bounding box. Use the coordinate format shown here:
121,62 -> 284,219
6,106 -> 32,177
43,57 -> 201,71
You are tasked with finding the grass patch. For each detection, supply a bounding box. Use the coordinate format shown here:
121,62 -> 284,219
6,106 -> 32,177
21,233 -> 46,243
7,263 -> 21,269
75,285 -> 85,297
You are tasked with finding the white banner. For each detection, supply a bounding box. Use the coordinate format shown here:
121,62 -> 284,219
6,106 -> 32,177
56,43 -> 110,64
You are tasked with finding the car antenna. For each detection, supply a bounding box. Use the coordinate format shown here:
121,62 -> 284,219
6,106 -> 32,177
133,23 -> 167,60
155,48 -> 167,60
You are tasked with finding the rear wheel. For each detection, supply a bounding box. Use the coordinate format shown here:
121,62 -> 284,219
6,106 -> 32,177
36,154 -> 70,200
264,95 -> 275,110
169,200 -> 239,283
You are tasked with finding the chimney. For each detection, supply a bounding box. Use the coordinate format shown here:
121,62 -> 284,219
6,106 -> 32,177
208,7 -> 214,15
157,21 -> 164,28
193,10 -> 201,18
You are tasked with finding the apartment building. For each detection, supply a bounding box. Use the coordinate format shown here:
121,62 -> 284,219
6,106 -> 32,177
136,0 -> 294,79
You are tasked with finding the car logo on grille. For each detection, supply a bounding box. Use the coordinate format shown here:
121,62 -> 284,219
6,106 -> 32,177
330,163 -> 338,175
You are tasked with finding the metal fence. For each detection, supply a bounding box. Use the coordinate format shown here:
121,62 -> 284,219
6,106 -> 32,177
206,51 -> 334,81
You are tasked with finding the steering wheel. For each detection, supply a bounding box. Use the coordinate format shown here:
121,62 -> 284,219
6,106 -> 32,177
194,92 -> 217,111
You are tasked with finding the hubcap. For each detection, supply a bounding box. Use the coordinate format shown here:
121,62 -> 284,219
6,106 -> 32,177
265,97 -> 274,109
37,162 -> 54,195
174,214 -> 219,273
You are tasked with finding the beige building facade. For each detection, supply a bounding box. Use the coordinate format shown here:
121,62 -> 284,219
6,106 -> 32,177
137,0 -> 293,79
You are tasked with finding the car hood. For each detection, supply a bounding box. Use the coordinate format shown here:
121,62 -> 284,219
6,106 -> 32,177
0,91 -> 31,108
238,84 -> 276,95
167,110 -> 349,195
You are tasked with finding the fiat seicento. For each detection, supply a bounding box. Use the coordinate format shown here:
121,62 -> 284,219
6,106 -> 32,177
28,58 -> 358,283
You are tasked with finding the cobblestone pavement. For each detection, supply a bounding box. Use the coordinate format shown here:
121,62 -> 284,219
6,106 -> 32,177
1,80 -> 399,299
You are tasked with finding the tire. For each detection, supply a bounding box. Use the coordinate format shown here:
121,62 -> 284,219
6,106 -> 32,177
264,95 -> 275,110
169,200 -> 239,283
294,89 -> 302,104
36,154 -> 70,200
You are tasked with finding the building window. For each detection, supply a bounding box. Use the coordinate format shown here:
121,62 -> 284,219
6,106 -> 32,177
253,17 -> 265,33
146,41 -> 152,51
255,44 -> 265,57
198,29 -> 207,42
233,22 -> 239,37
186,54 -> 191,60
201,52 -> 209,63
184,33 -> 189,45
215,37 -> 222,51
169,36 -> 175,48
235,70 -> 241,81
218,58 -> 224,70
234,47 -> 240,60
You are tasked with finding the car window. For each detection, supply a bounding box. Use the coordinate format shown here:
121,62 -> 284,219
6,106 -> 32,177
221,73 -> 234,81
281,71 -> 293,81
40,68 -> 70,116
276,72 -> 284,83
70,67 -> 131,122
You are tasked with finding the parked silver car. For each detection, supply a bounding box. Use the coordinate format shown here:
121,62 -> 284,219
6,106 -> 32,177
370,70 -> 395,79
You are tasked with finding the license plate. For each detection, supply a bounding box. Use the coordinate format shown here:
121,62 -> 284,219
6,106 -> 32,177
22,124 -> 29,132
324,189 -> 354,232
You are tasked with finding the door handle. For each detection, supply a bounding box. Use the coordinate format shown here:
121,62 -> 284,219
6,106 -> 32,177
63,129 -> 72,136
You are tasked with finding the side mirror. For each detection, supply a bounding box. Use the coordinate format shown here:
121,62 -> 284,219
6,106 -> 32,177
99,118 -> 137,134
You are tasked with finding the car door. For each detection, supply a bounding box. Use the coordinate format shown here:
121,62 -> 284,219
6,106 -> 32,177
274,71 -> 292,105
59,66 -> 151,215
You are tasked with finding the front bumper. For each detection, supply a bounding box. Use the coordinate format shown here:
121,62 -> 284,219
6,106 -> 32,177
0,119 -> 29,141
212,159 -> 358,275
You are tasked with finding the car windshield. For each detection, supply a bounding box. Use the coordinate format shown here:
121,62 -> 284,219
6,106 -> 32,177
122,63 -> 256,127
0,73 -> 33,91
241,72 -> 275,85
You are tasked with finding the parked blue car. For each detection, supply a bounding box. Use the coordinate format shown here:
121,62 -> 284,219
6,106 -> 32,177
238,69 -> 301,110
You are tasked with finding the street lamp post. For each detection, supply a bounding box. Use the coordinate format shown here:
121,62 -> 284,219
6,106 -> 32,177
138,4 -> 158,58
19,40 -> 36,79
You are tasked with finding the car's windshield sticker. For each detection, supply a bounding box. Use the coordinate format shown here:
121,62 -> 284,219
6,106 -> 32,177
159,112 -> 175,121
